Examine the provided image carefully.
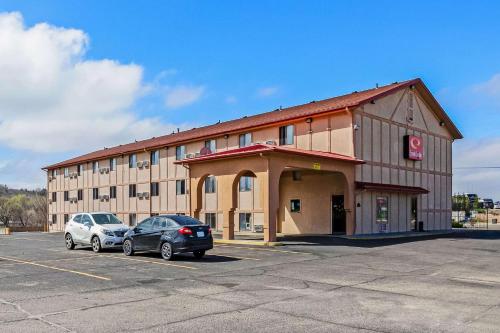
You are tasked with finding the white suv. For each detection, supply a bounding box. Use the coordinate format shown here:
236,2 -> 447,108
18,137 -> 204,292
64,212 -> 130,252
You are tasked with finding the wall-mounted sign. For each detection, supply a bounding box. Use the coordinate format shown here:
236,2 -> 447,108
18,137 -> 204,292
312,163 -> 321,170
376,196 -> 389,224
403,135 -> 423,161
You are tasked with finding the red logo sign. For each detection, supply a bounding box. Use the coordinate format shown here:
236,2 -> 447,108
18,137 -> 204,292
404,135 -> 423,161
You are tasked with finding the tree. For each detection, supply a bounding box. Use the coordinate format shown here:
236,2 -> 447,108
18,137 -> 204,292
31,193 -> 48,226
0,197 -> 12,227
7,195 -> 32,226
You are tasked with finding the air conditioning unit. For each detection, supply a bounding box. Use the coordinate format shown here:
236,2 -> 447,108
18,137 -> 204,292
143,160 -> 150,168
99,168 -> 106,174
142,192 -> 150,199
195,152 -> 201,157
103,195 -> 109,201
70,197 -> 78,203
48,176 -> 54,181
136,161 -> 144,168
137,192 -> 144,199
265,140 -> 276,145
48,198 -> 53,204
185,153 -> 195,159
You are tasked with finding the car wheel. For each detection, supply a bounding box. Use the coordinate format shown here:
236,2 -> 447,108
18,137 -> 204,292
193,250 -> 205,259
123,239 -> 134,256
65,233 -> 75,250
161,242 -> 174,261
91,236 -> 102,253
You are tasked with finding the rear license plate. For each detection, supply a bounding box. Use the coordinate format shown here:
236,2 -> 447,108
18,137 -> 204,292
196,231 -> 204,237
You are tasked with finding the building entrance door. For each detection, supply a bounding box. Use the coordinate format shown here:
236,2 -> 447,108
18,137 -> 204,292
332,195 -> 346,234
410,197 -> 418,231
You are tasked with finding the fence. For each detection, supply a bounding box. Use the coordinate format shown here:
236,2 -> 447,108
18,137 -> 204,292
454,209 -> 500,230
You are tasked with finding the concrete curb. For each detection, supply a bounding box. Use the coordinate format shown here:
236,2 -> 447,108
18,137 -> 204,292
214,239 -> 284,247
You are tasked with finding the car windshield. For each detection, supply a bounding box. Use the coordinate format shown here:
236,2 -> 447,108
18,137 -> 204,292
170,215 -> 202,226
91,213 -> 123,225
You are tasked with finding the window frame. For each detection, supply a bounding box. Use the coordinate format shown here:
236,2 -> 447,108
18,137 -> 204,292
151,150 -> 159,165
239,133 -> 252,148
175,145 -> 186,160
204,139 -> 216,153
205,176 -> 216,193
151,182 -> 159,196
64,167 -> 69,178
93,161 -> 99,174
176,179 -> 186,195
92,188 -> 99,200
78,164 -> 83,176
279,124 -> 295,145
64,191 -> 69,202
129,213 -> 137,226
110,186 -> 117,199
109,158 -> 117,171
52,214 -> 57,225
205,212 -> 217,229
129,184 -> 137,198
239,176 -> 252,192
51,192 -> 57,202
77,189 -> 83,201
129,154 -> 137,168
290,199 -> 301,213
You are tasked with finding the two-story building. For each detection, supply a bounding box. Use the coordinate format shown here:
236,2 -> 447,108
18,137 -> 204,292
43,78 -> 462,242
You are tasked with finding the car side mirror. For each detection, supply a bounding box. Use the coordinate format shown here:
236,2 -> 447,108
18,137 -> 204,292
83,221 -> 92,228
134,227 -> 140,233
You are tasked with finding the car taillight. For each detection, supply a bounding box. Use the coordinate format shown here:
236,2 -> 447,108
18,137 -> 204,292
178,227 -> 192,235
207,226 -> 212,234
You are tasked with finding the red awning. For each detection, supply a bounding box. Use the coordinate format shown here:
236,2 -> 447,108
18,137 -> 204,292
356,182 -> 429,194
174,144 -> 365,165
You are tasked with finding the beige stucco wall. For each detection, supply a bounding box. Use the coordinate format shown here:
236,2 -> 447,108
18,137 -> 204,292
353,87 -> 453,234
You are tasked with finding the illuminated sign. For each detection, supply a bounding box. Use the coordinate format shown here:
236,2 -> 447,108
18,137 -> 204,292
403,135 -> 423,161
312,163 -> 321,170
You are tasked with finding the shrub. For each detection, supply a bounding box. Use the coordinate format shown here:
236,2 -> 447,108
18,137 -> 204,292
452,221 -> 464,228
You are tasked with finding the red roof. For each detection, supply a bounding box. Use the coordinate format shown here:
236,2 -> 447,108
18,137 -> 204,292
173,144 -> 365,164
43,78 -> 461,170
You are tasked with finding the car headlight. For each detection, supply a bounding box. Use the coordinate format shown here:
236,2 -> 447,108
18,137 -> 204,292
102,229 -> 115,237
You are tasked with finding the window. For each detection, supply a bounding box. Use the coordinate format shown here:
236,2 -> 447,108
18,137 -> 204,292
239,213 -> 252,231
91,213 -> 122,225
290,199 -> 301,213
129,184 -> 137,198
376,196 -> 389,223
152,216 -> 167,229
292,170 -> 302,181
52,214 -> 57,225
93,161 -> 99,174
239,176 -> 252,192
129,213 -> 137,226
205,176 -> 216,193
151,150 -> 159,165
64,167 -> 69,178
175,145 -> 186,160
109,158 -> 116,171
78,164 -> 83,176
73,214 -> 82,223
52,169 -> 57,177
129,154 -> 137,168
110,186 -> 117,199
279,125 -> 294,145
81,214 -> 93,226
136,218 -> 153,231
64,214 -> 69,224
77,189 -> 83,201
205,213 -> 217,229
51,192 -> 57,202
176,180 -> 186,195
92,188 -> 99,200
64,191 -> 69,202
151,182 -> 159,196
239,133 -> 252,147
204,139 -> 216,153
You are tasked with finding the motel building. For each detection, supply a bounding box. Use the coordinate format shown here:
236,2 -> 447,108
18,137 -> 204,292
43,78 -> 462,242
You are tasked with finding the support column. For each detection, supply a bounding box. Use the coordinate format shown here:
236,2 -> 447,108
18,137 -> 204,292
190,177 -> 202,219
344,170 -> 356,236
222,208 -> 235,240
221,174 -> 235,240
263,164 -> 280,242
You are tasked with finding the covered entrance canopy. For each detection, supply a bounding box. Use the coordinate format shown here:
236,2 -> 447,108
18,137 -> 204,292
175,144 -> 364,242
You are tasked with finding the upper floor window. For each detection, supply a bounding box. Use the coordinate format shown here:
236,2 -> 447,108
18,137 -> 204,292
279,124 -> 294,145
93,161 -> 99,174
64,167 -> 69,178
151,150 -> 159,165
52,169 -> 57,177
52,192 -> 57,202
205,176 -> 216,193
176,146 -> 186,160
64,191 -> 69,201
204,139 -> 216,153
151,182 -> 160,196
110,186 -> 117,199
110,158 -> 117,171
77,189 -> 83,201
129,184 -> 137,198
239,133 -> 252,148
78,164 -> 83,176
92,188 -> 99,200
239,176 -> 252,192
129,154 -> 137,168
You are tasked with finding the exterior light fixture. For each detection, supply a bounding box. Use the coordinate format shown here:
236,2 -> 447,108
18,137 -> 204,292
305,117 -> 313,123
439,121 -> 445,127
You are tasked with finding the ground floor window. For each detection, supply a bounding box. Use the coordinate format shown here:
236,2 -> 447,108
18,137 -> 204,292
290,199 -> 301,212
52,214 -> 57,225
176,180 -> 186,195
64,214 -> 69,224
239,213 -> 252,231
205,213 -> 216,229
376,196 -> 389,223
129,213 -> 137,226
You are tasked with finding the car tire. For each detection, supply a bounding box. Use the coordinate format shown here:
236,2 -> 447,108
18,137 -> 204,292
91,236 -> 102,253
193,250 -> 205,259
65,233 -> 75,250
123,239 -> 134,256
160,242 -> 174,261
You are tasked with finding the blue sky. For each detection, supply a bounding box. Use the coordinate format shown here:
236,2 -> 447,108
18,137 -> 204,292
0,1 -> 500,197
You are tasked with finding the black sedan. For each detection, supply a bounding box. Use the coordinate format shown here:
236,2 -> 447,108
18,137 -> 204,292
122,215 -> 213,260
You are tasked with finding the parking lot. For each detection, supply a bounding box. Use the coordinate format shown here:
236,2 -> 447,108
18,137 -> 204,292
1,231 -> 500,332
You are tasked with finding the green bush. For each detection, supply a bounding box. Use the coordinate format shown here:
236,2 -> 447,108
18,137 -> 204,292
452,221 -> 464,228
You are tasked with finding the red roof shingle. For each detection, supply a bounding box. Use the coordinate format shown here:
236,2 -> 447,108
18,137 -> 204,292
43,78 -> 461,170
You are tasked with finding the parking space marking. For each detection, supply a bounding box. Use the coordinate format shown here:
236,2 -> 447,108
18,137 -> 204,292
214,244 -> 309,255
97,254 -> 198,270
209,253 -> 261,261
0,255 -> 111,281
3,237 -> 53,242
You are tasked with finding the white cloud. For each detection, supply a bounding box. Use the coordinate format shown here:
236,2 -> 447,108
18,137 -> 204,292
225,96 -> 238,104
472,73 -> 500,99
453,138 -> 500,199
257,86 -> 279,97
165,85 -> 205,109
0,12 -> 180,153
